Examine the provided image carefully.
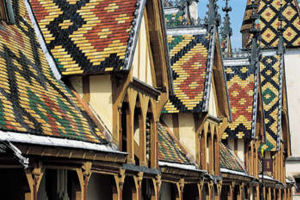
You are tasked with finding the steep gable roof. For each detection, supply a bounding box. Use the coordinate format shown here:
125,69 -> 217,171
158,122 -> 191,165
30,0 -> 142,75
0,0 -> 106,144
241,0 -> 300,48
220,142 -> 246,173
260,54 -> 284,151
223,60 -> 259,139
163,32 -> 212,113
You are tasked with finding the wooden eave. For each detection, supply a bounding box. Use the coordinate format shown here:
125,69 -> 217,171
131,78 -> 161,100
222,173 -> 255,183
160,166 -> 206,184
15,143 -> 127,164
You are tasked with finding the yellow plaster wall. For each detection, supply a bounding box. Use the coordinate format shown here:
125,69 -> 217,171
208,84 -> 218,117
132,15 -> 154,87
161,114 -> 174,134
178,113 -> 196,159
69,76 -> 83,97
237,139 -> 244,163
89,75 -> 113,133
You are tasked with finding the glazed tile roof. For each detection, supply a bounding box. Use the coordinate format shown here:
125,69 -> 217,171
30,0 -> 139,75
223,64 -> 258,139
220,142 -> 245,172
162,33 -> 211,113
158,122 -> 190,164
165,10 -> 185,28
260,55 -> 283,151
241,0 -> 300,48
0,0 -> 106,143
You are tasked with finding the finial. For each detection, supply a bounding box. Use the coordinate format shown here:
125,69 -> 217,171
221,0 -> 233,57
249,0 -> 261,66
205,0 -> 220,31
277,0 -> 285,55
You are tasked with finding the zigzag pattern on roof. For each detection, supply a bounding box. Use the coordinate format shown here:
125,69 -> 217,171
260,55 -> 283,151
30,0 -> 138,75
163,34 -> 210,113
242,0 -> 300,48
0,0 -> 106,143
223,64 -> 257,139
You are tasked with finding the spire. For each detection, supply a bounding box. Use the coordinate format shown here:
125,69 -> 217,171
205,0 -> 220,31
221,0 -> 232,57
277,0 -> 285,55
249,0 -> 260,65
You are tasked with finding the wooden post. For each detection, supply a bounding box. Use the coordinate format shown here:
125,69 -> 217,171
179,179 -> 185,200
228,182 -> 235,200
135,172 -> 143,200
25,163 -> 44,200
197,181 -> 204,200
76,162 -> 92,200
114,169 -> 125,200
237,184 -> 244,200
154,175 -> 161,200
216,182 -> 222,200
254,186 -> 260,200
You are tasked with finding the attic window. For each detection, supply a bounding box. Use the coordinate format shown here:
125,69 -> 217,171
0,0 -> 15,24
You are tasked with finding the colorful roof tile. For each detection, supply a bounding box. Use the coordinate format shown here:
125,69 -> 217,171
223,64 -> 258,139
0,0 -> 106,143
30,0 -> 139,75
241,0 -> 300,48
165,10 -> 185,28
158,122 -> 190,164
162,33 -> 211,113
260,55 -> 283,151
220,142 -> 245,172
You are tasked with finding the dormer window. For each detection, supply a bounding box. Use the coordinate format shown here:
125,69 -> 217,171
0,0 -> 15,24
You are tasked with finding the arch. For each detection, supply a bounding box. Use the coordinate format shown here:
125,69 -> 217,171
133,95 -> 143,165
146,100 -> 155,167
202,183 -> 209,200
206,125 -> 213,173
38,169 -> 81,200
141,178 -> 156,200
87,173 -> 115,200
220,185 -> 230,200
159,182 -> 179,200
183,183 -> 199,200
122,176 -> 137,200
200,128 -> 207,170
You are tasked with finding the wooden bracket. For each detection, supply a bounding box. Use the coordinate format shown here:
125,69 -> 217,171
25,161 -> 44,200
179,178 -> 185,193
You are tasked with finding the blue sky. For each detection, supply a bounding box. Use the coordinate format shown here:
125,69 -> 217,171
198,0 -> 247,48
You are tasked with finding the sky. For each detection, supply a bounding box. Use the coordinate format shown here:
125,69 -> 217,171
198,0 -> 247,49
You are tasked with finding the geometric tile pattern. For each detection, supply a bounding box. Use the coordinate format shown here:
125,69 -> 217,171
165,10 -> 185,27
163,34 -> 210,113
260,55 -> 282,151
223,65 -> 256,139
220,142 -> 245,172
242,0 -> 300,48
0,0 -> 106,143
158,122 -> 190,164
30,0 -> 137,75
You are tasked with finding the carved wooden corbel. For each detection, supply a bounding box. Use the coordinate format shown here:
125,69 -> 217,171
25,161 -> 44,200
